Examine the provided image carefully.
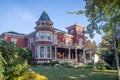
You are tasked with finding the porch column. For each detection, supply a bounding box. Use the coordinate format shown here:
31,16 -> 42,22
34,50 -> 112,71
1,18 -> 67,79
63,52 -> 65,61
68,48 -> 71,60
55,46 -> 57,60
83,48 -> 86,63
75,47 -> 77,62
90,50 -> 92,61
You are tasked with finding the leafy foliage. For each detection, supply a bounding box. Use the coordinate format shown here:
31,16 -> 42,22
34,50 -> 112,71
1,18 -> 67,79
0,41 -> 47,80
78,0 -> 120,79
18,72 -> 47,80
84,0 -> 120,37
18,48 -> 32,64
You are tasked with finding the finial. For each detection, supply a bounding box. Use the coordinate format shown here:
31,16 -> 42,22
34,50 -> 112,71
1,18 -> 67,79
75,22 -> 77,25
43,9 -> 46,13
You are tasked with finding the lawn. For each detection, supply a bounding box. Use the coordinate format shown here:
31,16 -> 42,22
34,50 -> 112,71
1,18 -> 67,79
32,66 -> 117,80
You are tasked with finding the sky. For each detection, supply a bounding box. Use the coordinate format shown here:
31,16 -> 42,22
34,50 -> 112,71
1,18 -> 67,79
0,0 -> 102,45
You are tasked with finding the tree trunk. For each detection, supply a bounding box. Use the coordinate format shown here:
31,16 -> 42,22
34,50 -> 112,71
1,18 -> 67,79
114,38 -> 120,80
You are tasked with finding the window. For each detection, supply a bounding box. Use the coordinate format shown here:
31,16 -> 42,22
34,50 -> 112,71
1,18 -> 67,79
28,37 -> 33,46
36,32 -> 39,40
47,32 -> 51,40
70,39 -> 73,46
11,38 -> 17,44
40,46 -> 44,58
40,32 -> 45,40
54,35 -> 57,44
47,46 -> 51,58
66,38 -> 68,45
53,34 -> 57,44
70,29 -> 74,33
42,22 -> 44,25
35,46 -> 38,59
79,39 -> 83,46
78,30 -> 83,35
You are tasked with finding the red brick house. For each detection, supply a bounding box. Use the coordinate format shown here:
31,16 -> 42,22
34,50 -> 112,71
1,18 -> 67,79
0,10 -> 97,64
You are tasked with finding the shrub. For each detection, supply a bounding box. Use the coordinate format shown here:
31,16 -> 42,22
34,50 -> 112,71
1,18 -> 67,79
95,60 -> 111,70
49,61 -> 59,66
61,62 -> 73,68
18,71 -> 47,80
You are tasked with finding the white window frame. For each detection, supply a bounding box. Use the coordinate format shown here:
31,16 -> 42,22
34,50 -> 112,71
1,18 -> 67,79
35,45 -> 38,59
70,39 -> 73,46
41,21 -> 45,26
46,45 -> 51,58
79,38 -> 83,47
11,38 -> 17,44
47,32 -> 51,40
66,38 -> 69,46
28,37 -> 33,47
40,45 -> 45,58
78,30 -> 83,35
54,34 -> 57,44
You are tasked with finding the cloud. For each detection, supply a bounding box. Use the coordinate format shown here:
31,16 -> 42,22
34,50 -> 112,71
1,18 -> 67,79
20,11 -> 36,22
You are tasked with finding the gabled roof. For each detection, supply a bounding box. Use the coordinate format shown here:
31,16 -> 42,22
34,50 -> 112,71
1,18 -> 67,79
53,28 -> 73,37
39,10 -> 51,21
1,31 -> 26,37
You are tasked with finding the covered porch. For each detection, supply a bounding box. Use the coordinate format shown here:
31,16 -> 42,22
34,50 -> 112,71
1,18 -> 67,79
52,46 -> 85,64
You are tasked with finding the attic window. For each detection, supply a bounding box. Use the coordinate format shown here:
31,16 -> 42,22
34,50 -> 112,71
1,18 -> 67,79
42,22 -> 45,26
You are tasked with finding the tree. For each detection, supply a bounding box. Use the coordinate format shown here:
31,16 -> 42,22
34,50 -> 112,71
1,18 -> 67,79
100,35 -> 116,66
77,0 -> 120,79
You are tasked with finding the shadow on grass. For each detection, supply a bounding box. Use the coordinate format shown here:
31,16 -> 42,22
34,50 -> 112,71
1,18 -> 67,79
32,66 -> 117,80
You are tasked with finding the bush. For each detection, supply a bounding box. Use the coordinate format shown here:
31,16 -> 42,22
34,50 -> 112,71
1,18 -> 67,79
61,62 -> 73,68
95,60 -> 112,70
17,71 -> 47,80
49,61 -> 59,66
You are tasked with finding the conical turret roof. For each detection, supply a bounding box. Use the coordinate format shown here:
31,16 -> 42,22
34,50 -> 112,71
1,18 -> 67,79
39,10 -> 51,21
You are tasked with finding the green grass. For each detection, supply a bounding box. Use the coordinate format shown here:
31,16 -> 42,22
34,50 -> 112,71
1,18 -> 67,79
32,66 -> 117,80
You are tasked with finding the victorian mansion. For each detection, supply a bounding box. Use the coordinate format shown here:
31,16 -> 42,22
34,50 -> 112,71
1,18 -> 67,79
0,10 -> 97,64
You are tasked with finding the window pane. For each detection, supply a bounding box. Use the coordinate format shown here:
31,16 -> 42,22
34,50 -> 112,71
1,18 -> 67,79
40,32 -> 44,40
79,39 -> 83,46
40,46 -> 44,58
47,33 -> 51,40
11,38 -> 17,44
47,46 -> 50,58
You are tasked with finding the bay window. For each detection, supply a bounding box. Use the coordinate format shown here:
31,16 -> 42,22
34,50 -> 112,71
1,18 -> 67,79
40,46 -> 44,58
40,32 -> 45,40
47,32 -> 51,40
47,46 -> 51,58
